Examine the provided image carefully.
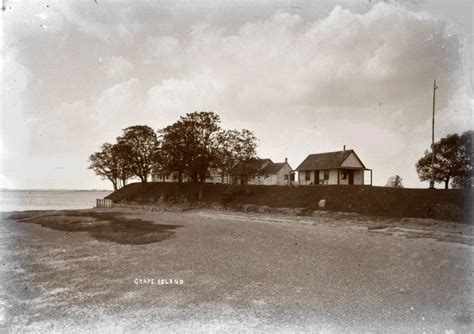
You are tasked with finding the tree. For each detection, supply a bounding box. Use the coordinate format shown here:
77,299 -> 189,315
117,125 -> 160,184
450,130 -> 472,188
451,175 -> 471,189
221,129 -> 259,191
416,130 -> 472,189
385,175 -> 403,188
88,143 -> 121,190
158,121 -> 192,184
113,142 -> 134,188
179,112 -> 224,185
160,112 -> 229,199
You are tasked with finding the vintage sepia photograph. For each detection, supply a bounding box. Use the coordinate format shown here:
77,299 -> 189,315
1,0 -> 472,332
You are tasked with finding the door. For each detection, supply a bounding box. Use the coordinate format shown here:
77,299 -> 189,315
348,170 -> 354,185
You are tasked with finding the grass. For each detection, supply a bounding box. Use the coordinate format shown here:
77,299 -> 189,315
9,211 -> 182,244
106,182 -> 472,223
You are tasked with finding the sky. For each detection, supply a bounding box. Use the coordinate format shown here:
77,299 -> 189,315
1,0 -> 472,190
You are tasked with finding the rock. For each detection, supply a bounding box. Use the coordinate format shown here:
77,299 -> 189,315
312,210 -> 329,217
242,204 -> 257,212
278,207 -> 292,215
318,199 -> 326,208
367,224 -> 387,230
258,205 -> 270,213
291,208 -> 307,216
210,202 -> 224,210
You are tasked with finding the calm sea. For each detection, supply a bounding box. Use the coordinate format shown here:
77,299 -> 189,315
0,190 -> 112,212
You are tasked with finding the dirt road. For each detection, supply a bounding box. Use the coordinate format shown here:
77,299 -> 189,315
0,209 -> 472,333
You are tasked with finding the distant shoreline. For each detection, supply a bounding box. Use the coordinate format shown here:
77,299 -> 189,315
1,189 -> 112,192
1,190 -> 111,212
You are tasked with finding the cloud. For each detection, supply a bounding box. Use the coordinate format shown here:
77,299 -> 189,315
27,78 -> 144,156
146,71 -> 224,126
145,36 -> 180,59
102,56 -> 134,79
1,50 -> 31,159
1,1 -> 470,188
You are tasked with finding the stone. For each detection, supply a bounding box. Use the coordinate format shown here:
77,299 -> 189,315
243,204 -> 257,212
291,208 -> 307,216
258,205 -> 270,213
318,199 -> 326,208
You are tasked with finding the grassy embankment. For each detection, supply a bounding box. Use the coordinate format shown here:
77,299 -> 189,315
106,182 -> 472,223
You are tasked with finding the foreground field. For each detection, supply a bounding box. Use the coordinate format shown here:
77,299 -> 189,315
0,208 -> 473,332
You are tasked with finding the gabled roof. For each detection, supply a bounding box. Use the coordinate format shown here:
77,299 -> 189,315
240,158 -> 273,171
296,149 -> 365,171
262,162 -> 285,174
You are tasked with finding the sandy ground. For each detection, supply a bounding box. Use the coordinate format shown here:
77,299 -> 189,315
0,208 -> 472,333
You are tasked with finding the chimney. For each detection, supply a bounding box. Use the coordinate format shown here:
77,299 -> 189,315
285,157 -> 288,163
343,145 -> 346,151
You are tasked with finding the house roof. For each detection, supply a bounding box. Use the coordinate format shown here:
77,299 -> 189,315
262,162 -> 286,174
239,158 -> 294,175
237,158 -> 272,171
295,149 -> 365,171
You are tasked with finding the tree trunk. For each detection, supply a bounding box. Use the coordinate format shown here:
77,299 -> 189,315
178,171 -> 183,184
244,182 -> 250,195
198,182 -> 204,201
110,178 -> 118,191
444,177 -> 449,189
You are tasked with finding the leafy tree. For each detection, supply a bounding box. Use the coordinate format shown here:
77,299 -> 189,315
113,142 -> 134,188
385,175 -> 403,188
451,175 -> 471,189
416,130 -> 472,189
221,129 -> 259,190
158,121 -> 192,184
117,125 -> 160,184
159,114 -> 260,194
160,112 -> 231,199
88,143 -> 121,190
179,112 -> 224,185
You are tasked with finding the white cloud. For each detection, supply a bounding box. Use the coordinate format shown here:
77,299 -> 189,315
146,71 -> 224,126
1,1 -> 470,188
102,56 -> 134,79
146,36 -> 180,59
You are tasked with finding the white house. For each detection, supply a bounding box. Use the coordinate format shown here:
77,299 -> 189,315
247,158 -> 295,186
296,148 -> 372,185
151,158 -> 295,186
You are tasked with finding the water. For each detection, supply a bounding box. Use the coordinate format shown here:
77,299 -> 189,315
0,190 -> 112,212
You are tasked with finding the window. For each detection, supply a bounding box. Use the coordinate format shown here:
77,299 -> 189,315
324,170 -> 329,181
305,171 -> 311,181
290,173 -> 295,182
341,170 -> 347,180
284,174 -> 289,181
